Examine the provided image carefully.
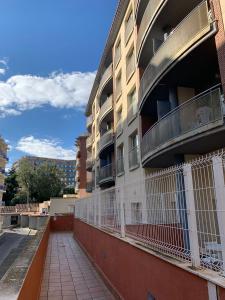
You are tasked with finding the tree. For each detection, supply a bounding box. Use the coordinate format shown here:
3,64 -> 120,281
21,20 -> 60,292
34,163 -> 64,202
63,186 -> 75,195
2,168 -> 19,206
16,159 -> 36,204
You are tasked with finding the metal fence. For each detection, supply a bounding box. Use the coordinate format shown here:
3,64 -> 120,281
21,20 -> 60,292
75,150 -> 225,273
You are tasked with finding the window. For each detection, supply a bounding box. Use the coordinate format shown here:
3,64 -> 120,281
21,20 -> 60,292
115,72 -> 122,100
129,132 -> 139,169
127,88 -> 137,124
126,47 -> 135,81
116,108 -> 123,137
114,39 -> 121,67
125,9 -> 133,44
117,144 -> 124,175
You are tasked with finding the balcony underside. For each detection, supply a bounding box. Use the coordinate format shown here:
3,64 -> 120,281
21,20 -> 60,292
99,176 -> 115,188
142,123 -> 225,168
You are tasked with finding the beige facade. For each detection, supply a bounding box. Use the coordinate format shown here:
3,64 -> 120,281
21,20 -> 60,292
85,0 -> 225,196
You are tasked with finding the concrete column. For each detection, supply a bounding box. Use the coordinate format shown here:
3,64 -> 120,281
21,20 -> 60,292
183,164 -> 201,268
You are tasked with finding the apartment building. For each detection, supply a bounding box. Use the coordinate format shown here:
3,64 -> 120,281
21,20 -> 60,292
75,135 -> 92,198
15,156 -> 76,187
86,0 -> 225,188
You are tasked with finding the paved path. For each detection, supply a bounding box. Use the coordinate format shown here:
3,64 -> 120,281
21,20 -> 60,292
39,232 -> 115,300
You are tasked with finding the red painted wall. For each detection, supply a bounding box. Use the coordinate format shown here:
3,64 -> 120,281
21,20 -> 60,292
73,218 -> 211,300
18,221 -> 50,300
50,214 -> 74,231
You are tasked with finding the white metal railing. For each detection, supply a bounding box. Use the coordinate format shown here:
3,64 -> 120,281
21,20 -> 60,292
139,1 -> 211,105
127,101 -> 138,124
98,64 -> 113,97
75,149 -> 225,273
141,87 -> 223,160
137,0 -> 166,59
99,129 -> 114,152
99,95 -> 113,122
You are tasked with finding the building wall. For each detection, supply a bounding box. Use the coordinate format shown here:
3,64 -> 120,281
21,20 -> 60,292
49,197 -> 75,216
73,218 -> 224,300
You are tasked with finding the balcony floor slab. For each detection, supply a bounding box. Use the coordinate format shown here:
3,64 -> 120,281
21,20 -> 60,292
39,232 -> 115,300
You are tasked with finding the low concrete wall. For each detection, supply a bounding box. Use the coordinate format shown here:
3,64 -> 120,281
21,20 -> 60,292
73,218 -> 225,300
17,221 -> 50,300
49,197 -> 75,216
50,214 -> 73,231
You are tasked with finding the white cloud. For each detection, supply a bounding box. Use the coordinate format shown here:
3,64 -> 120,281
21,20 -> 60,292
16,136 -> 76,160
0,70 -> 96,117
0,58 -> 8,76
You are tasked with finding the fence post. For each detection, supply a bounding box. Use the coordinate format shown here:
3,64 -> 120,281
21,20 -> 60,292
98,189 -> 101,227
212,156 -> 225,274
183,164 -> 201,268
93,193 -> 97,225
119,186 -> 125,238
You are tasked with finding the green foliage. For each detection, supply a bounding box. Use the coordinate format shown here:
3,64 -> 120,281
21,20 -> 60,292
34,163 -> 64,202
63,186 -> 75,194
2,168 -> 19,206
4,160 -> 64,205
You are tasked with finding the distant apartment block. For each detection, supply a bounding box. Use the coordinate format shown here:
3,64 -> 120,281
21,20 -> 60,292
15,156 -> 76,187
75,135 -> 92,198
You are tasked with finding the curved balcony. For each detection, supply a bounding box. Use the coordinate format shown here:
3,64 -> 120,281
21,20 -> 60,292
99,164 -> 115,186
86,115 -> 93,131
86,136 -> 92,150
99,129 -> 114,157
86,156 -> 93,171
99,95 -> 113,124
98,63 -> 113,99
0,151 -> 8,162
141,87 -> 224,167
139,1 -> 212,110
137,0 -> 167,63
0,168 -> 5,175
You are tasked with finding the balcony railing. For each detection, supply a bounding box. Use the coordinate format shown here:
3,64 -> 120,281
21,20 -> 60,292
0,168 -> 5,175
99,129 -> 114,153
0,184 -> 6,192
127,101 -> 138,124
125,12 -> 134,44
99,164 -> 114,183
86,156 -> 93,171
99,95 -> 113,123
129,146 -> 139,169
137,0 -> 166,61
139,1 -> 212,107
98,63 -> 113,97
141,87 -> 224,161
0,151 -> 8,161
86,136 -> 92,149
117,157 -> 124,175
86,115 -> 93,129
116,120 -> 123,137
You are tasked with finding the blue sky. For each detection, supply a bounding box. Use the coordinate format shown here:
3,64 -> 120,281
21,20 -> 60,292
0,0 -> 117,167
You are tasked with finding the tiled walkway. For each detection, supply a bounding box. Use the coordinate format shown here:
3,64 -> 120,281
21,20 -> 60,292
39,233 -> 115,300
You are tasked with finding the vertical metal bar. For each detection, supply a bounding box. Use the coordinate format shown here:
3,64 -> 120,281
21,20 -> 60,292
183,164 -> 201,268
212,156 -> 225,274
98,190 -> 101,227
119,186 -> 125,238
